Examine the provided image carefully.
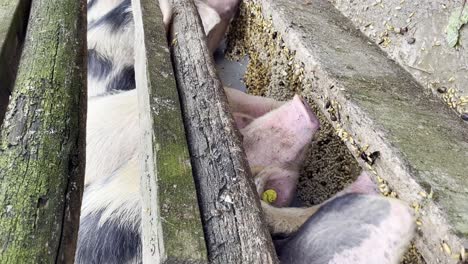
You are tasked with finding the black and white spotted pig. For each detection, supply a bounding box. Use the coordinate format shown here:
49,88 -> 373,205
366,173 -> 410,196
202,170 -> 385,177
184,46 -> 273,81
86,0 -> 240,97
78,0 -> 243,262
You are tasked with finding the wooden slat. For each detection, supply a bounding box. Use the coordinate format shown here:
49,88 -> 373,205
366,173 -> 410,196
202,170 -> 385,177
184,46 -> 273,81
0,0 -> 31,125
0,0 -> 86,263
169,0 -> 279,263
132,0 -> 208,263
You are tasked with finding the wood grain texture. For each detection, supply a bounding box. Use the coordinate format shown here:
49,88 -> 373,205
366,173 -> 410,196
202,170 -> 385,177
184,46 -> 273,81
0,0 -> 31,125
0,0 -> 86,263
132,0 -> 208,262
169,0 -> 278,263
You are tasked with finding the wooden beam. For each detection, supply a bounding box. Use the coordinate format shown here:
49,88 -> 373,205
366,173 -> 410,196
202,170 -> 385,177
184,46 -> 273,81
0,0 -> 86,263
169,0 -> 278,263
132,0 -> 208,262
0,0 -> 31,125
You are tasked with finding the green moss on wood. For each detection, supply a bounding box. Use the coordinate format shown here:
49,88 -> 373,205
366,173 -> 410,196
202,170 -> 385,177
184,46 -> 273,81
0,0 -> 31,124
139,0 -> 207,261
0,0 -> 86,263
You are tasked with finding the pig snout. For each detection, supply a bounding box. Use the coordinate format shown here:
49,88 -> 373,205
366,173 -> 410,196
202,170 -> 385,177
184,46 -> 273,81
254,166 -> 300,207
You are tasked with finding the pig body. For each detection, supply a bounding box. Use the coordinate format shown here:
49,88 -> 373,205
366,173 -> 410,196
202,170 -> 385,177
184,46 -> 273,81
258,171 -> 415,264
274,194 -> 415,264
86,0 -> 239,96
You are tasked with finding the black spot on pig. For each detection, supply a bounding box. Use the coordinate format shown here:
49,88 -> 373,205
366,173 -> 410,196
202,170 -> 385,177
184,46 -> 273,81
76,209 -> 141,264
88,49 -> 113,80
276,194 -> 390,264
107,66 -> 135,91
89,0 -> 133,33
88,0 -> 97,10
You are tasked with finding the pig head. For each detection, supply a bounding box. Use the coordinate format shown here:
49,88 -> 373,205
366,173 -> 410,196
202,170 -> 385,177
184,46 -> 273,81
225,88 -> 320,207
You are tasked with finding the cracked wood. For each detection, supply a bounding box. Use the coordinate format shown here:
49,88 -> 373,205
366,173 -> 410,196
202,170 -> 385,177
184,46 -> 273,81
169,0 -> 278,263
0,0 -> 86,263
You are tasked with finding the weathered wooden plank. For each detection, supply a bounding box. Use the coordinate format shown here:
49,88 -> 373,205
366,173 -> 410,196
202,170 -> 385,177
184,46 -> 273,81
0,0 -> 86,263
169,1 -> 278,263
132,0 -> 208,263
0,0 -> 31,125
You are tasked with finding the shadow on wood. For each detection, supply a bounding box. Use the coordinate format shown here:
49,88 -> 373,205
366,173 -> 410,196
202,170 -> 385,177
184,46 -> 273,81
0,0 -> 32,126
0,0 -> 86,263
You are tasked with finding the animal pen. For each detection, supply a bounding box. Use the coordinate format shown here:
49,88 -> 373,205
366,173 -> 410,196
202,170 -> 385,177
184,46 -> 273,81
0,0 -> 467,263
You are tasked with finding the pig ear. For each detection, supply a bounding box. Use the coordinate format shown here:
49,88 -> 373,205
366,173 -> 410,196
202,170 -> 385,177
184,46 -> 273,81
194,0 -> 221,36
233,112 -> 255,129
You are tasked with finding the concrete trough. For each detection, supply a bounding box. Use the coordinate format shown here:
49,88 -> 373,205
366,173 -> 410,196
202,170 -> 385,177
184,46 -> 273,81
225,0 -> 468,263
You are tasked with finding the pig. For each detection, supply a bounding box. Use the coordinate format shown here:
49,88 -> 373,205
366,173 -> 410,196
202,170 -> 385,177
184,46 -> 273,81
258,171 -> 415,264
240,94 -> 320,206
77,88 -> 318,263
87,0 -> 239,97
274,193 -> 415,264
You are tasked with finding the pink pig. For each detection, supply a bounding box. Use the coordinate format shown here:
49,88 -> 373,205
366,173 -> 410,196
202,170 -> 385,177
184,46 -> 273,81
231,91 -> 320,207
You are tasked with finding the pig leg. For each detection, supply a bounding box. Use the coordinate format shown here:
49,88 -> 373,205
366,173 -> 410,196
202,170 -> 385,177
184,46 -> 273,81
262,201 -> 320,234
201,0 -> 241,52
334,171 -> 379,196
206,18 -> 229,52
276,193 -> 415,264
259,171 -> 380,234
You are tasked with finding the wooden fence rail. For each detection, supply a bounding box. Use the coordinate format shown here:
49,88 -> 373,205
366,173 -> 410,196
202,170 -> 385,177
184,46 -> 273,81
169,0 -> 278,263
132,0 -> 208,262
0,0 -> 86,263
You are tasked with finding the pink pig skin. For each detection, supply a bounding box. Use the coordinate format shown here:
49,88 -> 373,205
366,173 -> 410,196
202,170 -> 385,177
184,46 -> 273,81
158,0 -> 240,53
225,88 -> 285,118
338,171 -> 380,196
204,0 -> 240,20
241,95 -> 320,206
242,95 -> 319,167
